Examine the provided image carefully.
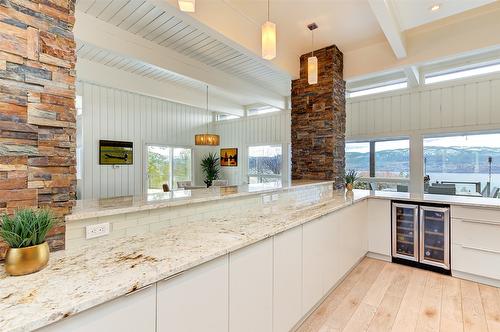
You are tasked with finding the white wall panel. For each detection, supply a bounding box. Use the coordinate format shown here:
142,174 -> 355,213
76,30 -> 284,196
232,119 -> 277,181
78,81 -> 211,199
214,111 -> 291,185
347,76 -> 500,140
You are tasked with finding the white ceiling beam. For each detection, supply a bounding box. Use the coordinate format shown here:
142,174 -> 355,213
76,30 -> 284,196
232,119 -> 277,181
403,66 -> 420,87
77,59 -> 245,116
368,0 -> 407,59
74,10 -> 287,110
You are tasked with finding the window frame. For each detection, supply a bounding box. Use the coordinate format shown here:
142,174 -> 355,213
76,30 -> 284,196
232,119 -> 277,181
345,138 -> 410,191
247,144 -> 284,184
144,143 -> 194,194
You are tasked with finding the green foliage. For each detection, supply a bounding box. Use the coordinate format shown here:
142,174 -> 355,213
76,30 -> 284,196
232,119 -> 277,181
0,209 -> 54,248
345,169 -> 359,185
201,153 -> 220,187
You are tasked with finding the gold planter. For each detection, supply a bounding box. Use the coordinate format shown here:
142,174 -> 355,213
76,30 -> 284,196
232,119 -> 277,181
346,183 -> 354,191
5,242 -> 49,276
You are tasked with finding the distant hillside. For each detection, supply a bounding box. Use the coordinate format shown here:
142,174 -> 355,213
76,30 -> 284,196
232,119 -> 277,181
346,147 -> 500,174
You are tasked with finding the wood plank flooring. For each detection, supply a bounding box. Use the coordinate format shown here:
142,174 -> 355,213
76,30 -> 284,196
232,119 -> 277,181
297,258 -> 500,332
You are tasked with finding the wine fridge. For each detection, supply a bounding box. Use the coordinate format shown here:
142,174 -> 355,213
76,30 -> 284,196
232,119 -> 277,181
392,201 -> 450,273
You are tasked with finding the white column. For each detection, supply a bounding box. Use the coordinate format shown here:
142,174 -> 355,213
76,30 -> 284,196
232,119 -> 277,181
409,133 -> 424,194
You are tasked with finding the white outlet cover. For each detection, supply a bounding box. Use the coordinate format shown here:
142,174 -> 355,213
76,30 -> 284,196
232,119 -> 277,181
262,195 -> 271,204
85,222 -> 110,239
271,194 -> 279,201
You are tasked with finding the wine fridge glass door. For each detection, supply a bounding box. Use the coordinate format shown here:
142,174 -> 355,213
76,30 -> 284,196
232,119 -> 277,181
392,203 -> 419,262
419,206 -> 450,269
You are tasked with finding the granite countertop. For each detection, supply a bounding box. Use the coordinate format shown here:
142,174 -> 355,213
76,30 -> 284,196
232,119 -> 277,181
369,190 -> 500,209
67,180 -> 334,221
2,188 -> 500,331
0,189 -> 368,332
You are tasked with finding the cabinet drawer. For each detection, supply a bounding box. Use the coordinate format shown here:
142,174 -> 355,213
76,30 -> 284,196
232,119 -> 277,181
452,218 -> 500,252
451,206 -> 500,223
452,244 -> 500,280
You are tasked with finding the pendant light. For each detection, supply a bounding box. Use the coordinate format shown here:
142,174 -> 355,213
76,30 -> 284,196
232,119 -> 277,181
195,86 -> 220,146
307,23 -> 318,85
178,0 -> 195,12
261,0 -> 276,60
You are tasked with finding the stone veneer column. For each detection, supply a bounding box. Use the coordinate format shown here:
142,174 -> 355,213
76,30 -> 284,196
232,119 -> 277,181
291,45 -> 346,189
0,0 -> 77,258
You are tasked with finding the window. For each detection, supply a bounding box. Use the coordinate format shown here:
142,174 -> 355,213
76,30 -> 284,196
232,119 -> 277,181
247,105 -> 281,116
146,145 -> 192,193
345,139 -> 409,191
348,82 -> 407,98
423,133 -> 500,197
215,113 -> 240,121
425,62 -> 500,85
375,140 -> 409,179
345,142 -> 370,178
248,145 -> 282,184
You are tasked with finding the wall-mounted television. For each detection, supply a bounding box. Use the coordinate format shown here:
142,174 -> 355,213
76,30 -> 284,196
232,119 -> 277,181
99,140 -> 133,165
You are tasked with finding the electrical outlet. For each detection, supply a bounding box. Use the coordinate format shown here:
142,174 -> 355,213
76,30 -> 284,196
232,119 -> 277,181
85,222 -> 110,239
262,195 -> 271,204
271,194 -> 279,201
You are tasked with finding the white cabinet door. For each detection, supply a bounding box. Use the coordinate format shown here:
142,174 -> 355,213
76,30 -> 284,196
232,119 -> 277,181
39,284 -> 156,332
302,217 -> 327,314
367,199 -> 391,257
229,238 -> 273,332
273,226 -> 302,332
157,255 -> 228,332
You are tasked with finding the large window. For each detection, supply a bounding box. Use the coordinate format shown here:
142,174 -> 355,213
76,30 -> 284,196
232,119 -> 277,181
424,133 -> 500,197
345,142 -> 370,177
248,145 -> 282,184
146,145 -> 192,193
375,140 -> 409,178
345,139 -> 409,191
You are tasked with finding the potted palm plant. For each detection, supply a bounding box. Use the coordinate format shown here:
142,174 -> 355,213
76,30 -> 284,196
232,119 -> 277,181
345,169 -> 359,191
200,152 -> 220,187
1,208 -> 53,276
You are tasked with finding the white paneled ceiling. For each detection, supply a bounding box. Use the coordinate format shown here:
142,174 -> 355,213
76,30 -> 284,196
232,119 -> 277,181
76,0 -> 291,99
76,41 -> 203,89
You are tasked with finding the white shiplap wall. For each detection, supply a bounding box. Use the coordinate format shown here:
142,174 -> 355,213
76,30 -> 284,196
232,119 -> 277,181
346,74 -> 500,140
214,111 -> 291,185
78,81 -> 212,199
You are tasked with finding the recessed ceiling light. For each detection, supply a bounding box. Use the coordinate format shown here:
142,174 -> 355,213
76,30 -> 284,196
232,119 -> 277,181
430,4 -> 441,12
178,0 -> 195,12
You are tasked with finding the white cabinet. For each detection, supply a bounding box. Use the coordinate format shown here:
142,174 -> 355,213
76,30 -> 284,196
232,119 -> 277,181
302,216 -> 327,314
367,198 -> 391,258
157,255 -> 228,332
451,205 -> 500,286
229,238 -> 273,332
39,284 -> 156,332
273,226 -> 302,332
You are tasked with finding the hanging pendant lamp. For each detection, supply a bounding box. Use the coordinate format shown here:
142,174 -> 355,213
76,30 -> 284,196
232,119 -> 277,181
261,0 -> 276,60
195,86 -> 220,146
178,0 -> 195,12
307,23 -> 318,85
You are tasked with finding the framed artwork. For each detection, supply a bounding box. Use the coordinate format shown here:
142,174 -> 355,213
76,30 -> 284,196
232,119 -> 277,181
99,140 -> 133,165
220,148 -> 238,167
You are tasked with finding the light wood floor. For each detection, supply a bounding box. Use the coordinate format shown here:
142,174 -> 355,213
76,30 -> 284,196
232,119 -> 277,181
297,258 -> 500,332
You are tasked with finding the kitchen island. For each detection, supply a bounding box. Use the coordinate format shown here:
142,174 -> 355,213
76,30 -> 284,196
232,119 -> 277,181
1,184 -> 499,332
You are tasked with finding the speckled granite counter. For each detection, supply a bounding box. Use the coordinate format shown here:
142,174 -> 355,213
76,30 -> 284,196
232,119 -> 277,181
2,187 -> 500,331
67,180 -> 336,221
0,184 -> 365,332
369,190 -> 500,209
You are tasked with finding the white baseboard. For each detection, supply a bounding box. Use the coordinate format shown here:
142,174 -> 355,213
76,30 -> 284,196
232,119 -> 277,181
452,270 -> 500,288
366,252 -> 391,262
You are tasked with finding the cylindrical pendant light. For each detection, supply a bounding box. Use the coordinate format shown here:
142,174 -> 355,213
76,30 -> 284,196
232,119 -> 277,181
262,0 -> 276,60
195,86 -> 220,146
307,23 -> 318,85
